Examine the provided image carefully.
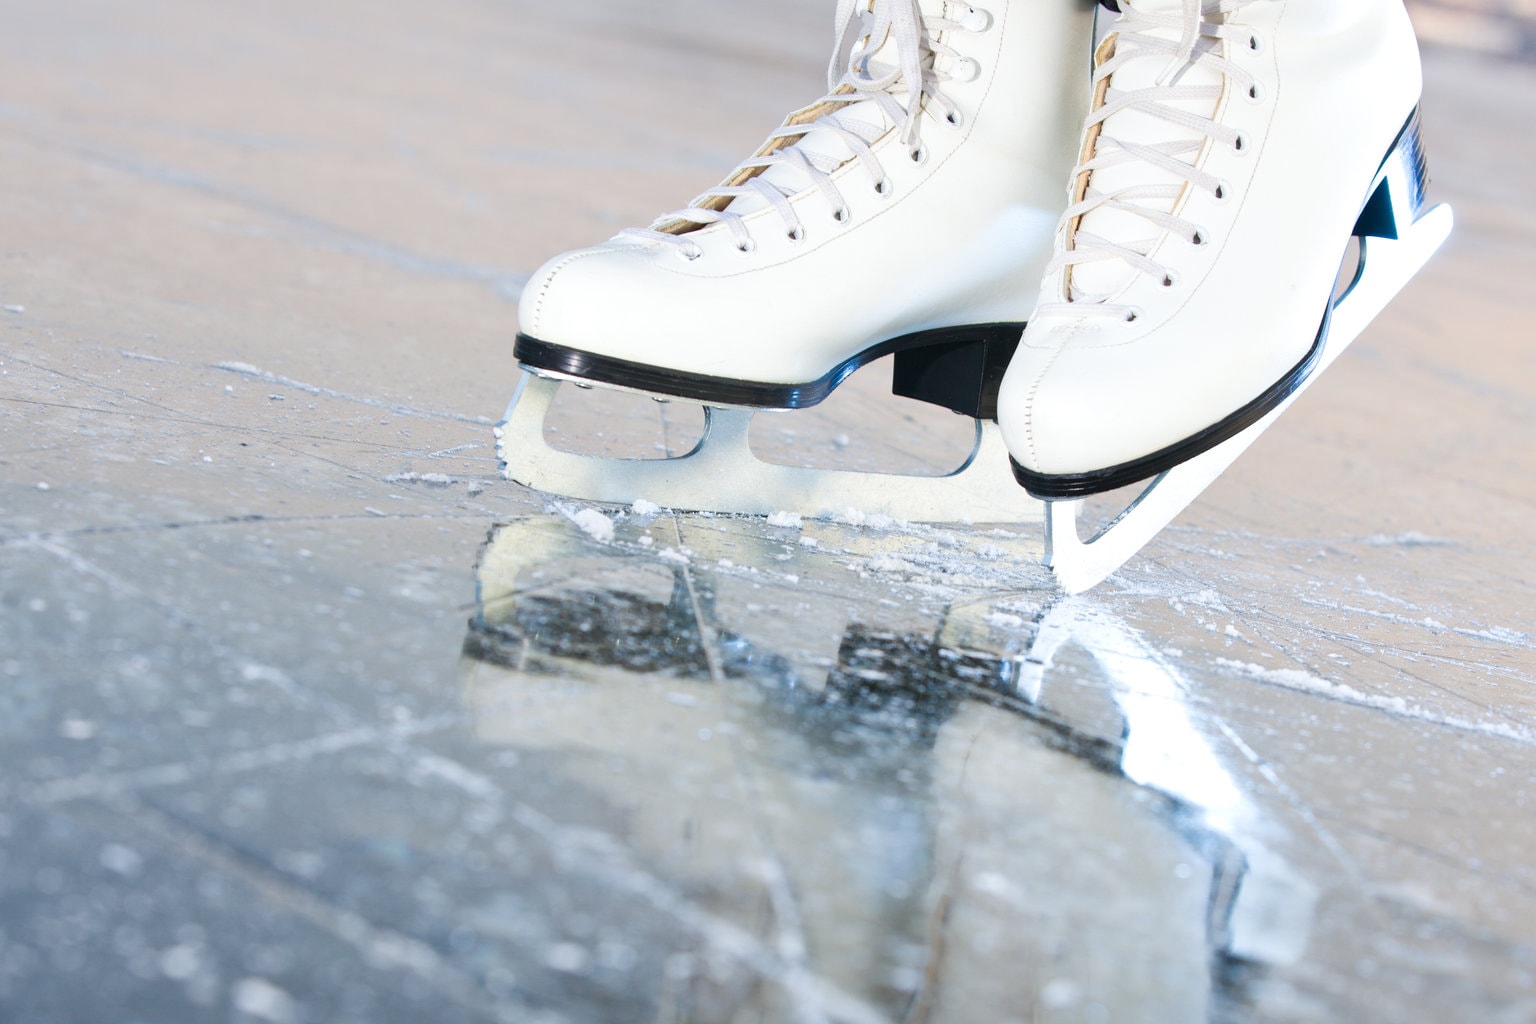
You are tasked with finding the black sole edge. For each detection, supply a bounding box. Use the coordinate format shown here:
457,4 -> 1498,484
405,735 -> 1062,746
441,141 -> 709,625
515,323 -> 1025,413
1011,305 -> 1330,499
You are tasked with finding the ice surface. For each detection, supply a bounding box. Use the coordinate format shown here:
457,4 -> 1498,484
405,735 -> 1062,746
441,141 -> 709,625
1,2 -> 1532,1023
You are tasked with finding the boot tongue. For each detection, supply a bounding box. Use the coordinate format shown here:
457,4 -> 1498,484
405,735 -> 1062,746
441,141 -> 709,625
1067,1 -> 1224,301
724,0 -> 942,217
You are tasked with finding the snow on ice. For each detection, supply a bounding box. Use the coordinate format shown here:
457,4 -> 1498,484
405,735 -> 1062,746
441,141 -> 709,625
383,472 -> 458,486
564,507 -> 615,544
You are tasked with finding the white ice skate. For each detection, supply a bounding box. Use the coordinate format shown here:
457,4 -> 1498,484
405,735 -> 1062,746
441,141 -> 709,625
998,0 -> 1452,592
499,0 -> 1093,523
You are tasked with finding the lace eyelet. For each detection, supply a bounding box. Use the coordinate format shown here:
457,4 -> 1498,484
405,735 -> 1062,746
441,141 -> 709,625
786,226 -> 805,243
1246,81 -> 1263,103
832,207 -> 850,224
1124,307 -> 1144,323
909,144 -> 928,166
1161,272 -> 1178,288
874,178 -> 893,197
950,57 -> 980,83
958,6 -> 992,32
1213,180 -> 1230,202
679,243 -> 703,262
1233,131 -> 1250,154
945,109 -> 964,128
1248,33 -> 1264,53
736,238 -> 757,254
1190,229 -> 1208,246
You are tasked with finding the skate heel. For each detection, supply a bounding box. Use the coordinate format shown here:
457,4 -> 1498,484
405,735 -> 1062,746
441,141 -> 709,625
1352,109 -> 1430,241
890,323 -> 1023,420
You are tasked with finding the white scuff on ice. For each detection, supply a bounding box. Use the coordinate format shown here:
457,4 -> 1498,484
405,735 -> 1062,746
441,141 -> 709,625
1175,589 -> 1230,613
630,499 -> 661,516
834,534 -> 1043,592
1215,658 -> 1536,744
213,360 -> 492,425
1217,659 -> 1333,693
833,508 -> 901,531
986,611 -> 1028,631
231,978 -> 299,1024
239,662 -> 295,689
562,507 -> 615,544
1363,531 -> 1456,548
865,555 -> 917,574
766,511 -> 803,529
656,546 -> 691,566
98,843 -> 143,877
58,718 -> 98,740
1455,625 -> 1532,646
383,472 -> 457,486
1298,596 -> 1454,634
411,752 -> 501,799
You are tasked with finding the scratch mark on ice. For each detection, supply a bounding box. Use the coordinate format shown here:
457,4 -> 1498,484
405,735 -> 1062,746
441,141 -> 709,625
1215,659 -> 1536,745
21,716 -> 460,805
213,361 -> 492,425
114,796 -> 541,1024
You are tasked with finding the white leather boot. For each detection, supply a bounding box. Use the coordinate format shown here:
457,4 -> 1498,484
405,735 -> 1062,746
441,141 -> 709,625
516,0 -> 1094,414
1000,0 -> 1428,497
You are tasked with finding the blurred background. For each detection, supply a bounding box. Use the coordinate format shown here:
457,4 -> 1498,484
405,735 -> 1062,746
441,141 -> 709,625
1411,0 -> 1536,57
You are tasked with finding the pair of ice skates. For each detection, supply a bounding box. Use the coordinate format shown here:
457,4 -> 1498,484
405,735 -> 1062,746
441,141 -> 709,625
497,0 -> 1453,592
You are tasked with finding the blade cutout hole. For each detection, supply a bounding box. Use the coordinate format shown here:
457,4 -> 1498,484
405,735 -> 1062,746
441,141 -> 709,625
1076,479 -> 1164,543
747,359 -> 980,476
1332,236 -> 1364,304
542,383 -> 706,460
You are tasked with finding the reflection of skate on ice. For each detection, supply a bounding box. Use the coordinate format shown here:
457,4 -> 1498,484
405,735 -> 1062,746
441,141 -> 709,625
499,0 -> 1092,523
999,0 -> 1453,591
459,517 -> 1316,1018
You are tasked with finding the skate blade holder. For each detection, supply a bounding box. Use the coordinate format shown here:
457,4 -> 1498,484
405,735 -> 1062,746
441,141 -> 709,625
1045,142 -> 1455,594
497,374 -> 1041,525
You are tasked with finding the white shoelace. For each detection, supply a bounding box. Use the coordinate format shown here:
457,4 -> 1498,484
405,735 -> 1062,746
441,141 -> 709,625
617,0 -> 983,259
1038,0 -> 1263,321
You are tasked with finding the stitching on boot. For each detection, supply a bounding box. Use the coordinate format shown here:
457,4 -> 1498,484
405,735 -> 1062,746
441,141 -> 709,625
528,249 -> 607,334
1022,338 -> 1070,469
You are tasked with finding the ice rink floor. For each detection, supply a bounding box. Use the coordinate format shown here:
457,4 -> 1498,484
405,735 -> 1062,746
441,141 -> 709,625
2,1 -> 1534,1021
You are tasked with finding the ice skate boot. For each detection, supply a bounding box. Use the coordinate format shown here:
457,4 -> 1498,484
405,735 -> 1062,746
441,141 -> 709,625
501,0 -> 1093,523
998,0 -> 1453,591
